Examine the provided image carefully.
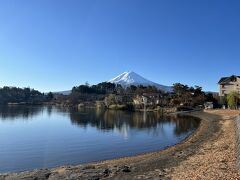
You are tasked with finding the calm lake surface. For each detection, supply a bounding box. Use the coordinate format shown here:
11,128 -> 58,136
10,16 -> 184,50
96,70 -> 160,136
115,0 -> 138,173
0,106 -> 200,173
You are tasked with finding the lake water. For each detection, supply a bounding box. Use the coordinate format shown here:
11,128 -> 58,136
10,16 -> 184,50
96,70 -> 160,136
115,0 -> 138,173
0,106 -> 200,173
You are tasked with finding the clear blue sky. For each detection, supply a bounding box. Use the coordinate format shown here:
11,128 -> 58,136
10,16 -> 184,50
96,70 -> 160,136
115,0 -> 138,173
1,0 -> 240,92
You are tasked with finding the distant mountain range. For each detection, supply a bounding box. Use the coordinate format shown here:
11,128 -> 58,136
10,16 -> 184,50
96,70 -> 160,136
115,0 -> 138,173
55,71 -> 172,95
54,90 -> 72,95
108,71 -> 172,92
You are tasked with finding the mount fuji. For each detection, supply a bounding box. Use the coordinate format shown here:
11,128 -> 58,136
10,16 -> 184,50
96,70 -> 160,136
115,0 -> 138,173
108,71 -> 172,92
55,71 -> 172,95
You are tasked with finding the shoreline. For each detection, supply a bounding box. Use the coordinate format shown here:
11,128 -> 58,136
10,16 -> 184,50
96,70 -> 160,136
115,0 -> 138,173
1,110 -> 240,179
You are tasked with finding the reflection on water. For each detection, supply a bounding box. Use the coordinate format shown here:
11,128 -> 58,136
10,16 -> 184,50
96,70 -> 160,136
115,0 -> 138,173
0,106 -> 200,173
0,105 -> 43,120
69,109 -> 199,136
0,106 -> 199,136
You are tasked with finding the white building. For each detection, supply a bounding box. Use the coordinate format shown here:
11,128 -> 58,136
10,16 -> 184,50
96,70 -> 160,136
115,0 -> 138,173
218,75 -> 240,96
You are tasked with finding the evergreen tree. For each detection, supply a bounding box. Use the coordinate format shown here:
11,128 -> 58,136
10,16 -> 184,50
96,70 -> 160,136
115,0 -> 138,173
227,91 -> 240,109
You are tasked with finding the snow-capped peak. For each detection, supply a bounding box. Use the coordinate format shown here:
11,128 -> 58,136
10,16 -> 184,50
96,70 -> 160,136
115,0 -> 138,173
109,71 -> 150,84
108,71 -> 172,92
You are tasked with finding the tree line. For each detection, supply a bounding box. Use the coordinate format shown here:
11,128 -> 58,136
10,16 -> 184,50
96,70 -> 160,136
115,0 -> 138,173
0,87 -> 53,104
0,82 -> 218,108
56,82 -> 217,108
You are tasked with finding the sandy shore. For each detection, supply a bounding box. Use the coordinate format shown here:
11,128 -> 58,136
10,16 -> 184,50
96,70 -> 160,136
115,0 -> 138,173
1,110 -> 240,180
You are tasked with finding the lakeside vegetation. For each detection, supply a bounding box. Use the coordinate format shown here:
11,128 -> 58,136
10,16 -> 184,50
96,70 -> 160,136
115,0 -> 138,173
0,81 -> 221,112
225,91 -> 240,110
0,82 -> 219,112
0,87 -> 53,105
56,82 -> 218,110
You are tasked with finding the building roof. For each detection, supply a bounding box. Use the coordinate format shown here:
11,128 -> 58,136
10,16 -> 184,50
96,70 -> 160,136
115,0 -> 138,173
218,75 -> 240,84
